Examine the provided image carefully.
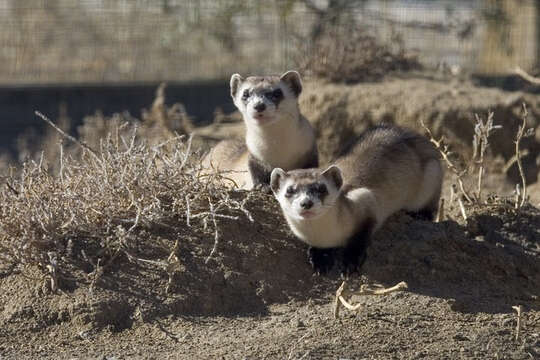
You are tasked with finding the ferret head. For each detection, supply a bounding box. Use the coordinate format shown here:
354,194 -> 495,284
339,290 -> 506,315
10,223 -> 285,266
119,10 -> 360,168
270,166 -> 343,220
230,70 -> 302,127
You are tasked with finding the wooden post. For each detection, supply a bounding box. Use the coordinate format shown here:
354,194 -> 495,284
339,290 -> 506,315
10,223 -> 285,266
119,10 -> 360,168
477,0 -> 537,75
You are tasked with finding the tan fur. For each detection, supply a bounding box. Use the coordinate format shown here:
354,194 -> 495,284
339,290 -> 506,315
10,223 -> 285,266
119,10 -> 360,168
245,113 -> 315,170
272,126 -> 443,249
336,126 -> 443,226
203,71 -> 317,190
201,139 -> 252,189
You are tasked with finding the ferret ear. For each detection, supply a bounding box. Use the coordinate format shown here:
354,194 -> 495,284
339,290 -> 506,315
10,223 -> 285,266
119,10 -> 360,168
270,168 -> 287,194
280,70 -> 302,97
230,74 -> 244,99
321,165 -> 343,190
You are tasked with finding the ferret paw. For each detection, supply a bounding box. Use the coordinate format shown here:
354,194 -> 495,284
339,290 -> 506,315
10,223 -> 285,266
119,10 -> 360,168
339,260 -> 359,277
308,247 -> 334,275
338,251 -> 366,277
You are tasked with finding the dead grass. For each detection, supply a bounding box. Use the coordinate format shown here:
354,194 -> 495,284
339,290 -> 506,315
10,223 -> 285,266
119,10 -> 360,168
0,87 -> 254,291
422,105 -> 535,221
13,84 -> 194,173
297,25 -> 421,83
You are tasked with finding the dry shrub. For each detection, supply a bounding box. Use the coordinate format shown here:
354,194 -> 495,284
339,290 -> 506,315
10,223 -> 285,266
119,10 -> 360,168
422,105 -> 535,222
0,122 -> 255,290
15,83 -> 193,171
77,83 -> 193,153
0,85 -> 251,289
297,26 -> 421,83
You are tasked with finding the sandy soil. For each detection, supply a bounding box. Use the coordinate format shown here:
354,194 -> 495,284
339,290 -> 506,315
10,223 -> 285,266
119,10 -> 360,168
1,75 -> 540,359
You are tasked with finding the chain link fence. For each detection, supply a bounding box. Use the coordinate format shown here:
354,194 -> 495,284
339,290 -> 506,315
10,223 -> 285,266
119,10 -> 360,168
0,0 -> 537,84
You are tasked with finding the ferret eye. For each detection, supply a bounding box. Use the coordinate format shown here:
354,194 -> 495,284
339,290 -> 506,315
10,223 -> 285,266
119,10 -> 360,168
266,89 -> 283,100
285,186 -> 296,197
317,184 -> 327,194
242,89 -> 250,101
272,89 -> 283,99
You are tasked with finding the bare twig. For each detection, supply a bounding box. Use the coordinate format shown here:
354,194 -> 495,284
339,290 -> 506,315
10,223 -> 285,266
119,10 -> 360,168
287,332 -> 310,360
124,251 -> 167,267
5,181 -> 19,196
89,258 -> 102,294
435,198 -> 445,222
165,240 -> 180,294
514,104 -> 532,208
334,280 -> 408,319
513,66 -> 540,85
45,252 -> 58,293
472,112 -> 501,202
151,134 -> 186,151
420,120 -> 473,203
502,149 -> 530,174
204,197 -> 220,264
35,111 -> 99,157
512,305 -> 523,341
185,194 -> 191,226
59,143 -> 65,184
457,197 -> 468,221
179,133 -> 193,171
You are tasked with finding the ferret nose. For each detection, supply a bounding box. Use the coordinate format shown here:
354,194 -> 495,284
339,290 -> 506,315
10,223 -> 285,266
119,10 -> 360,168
300,199 -> 313,210
254,102 -> 266,112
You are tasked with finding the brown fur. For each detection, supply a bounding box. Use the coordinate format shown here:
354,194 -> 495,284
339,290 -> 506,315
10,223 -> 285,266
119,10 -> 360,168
205,71 -> 317,190
201,139 -> 252,188
337,125 -> 442,215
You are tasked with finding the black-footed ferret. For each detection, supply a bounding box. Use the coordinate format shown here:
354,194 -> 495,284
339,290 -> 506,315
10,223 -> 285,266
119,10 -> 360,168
202,71 -> 318,191
270,125 -> 443,275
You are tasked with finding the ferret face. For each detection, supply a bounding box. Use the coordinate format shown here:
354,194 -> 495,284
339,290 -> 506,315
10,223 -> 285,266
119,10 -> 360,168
270,166 -> 343,220
230,71 -> 302,127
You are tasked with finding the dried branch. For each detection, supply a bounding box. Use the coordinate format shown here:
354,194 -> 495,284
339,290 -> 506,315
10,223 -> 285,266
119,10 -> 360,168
205,197 -> 221,264
35,111 -> 99,158
420,120 -> 473,203
334,280 -> 408,319
5,181 -> 19,196
512,305 -> 523,341
165,240 -> 180,294
457,197 -> 468,221
0,89 -> 254,296
45,251 -> 58,293
473,112 -> 501,202
513,66 -> 540,85
435,198 -> 445,222
514,104 -> 533,208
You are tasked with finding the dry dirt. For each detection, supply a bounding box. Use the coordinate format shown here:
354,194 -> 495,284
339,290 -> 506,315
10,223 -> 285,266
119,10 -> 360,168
2,75 -> 540,359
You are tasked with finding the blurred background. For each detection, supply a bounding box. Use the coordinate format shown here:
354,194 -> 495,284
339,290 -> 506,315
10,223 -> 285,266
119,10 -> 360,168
0,0 -> 538,158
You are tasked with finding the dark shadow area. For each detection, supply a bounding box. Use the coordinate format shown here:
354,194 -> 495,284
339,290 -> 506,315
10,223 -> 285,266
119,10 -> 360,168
363,205 -> 540,314
472,74 -> 540,94
0,81 -> 234,156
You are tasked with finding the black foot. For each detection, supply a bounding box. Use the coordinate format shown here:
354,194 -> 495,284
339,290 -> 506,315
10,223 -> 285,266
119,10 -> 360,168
308,247 -> 334,275
407,209 -> 435,221
338,248 -> 367,276
337,217 -> 374,276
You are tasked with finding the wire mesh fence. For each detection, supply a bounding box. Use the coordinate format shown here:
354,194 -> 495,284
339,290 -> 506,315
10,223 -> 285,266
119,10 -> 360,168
0,0 -> 537,84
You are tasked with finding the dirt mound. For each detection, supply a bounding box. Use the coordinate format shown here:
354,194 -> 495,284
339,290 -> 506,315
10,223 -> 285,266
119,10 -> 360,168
2,194 -> 538,338
364,205 -> 539,314
196,76 -> 540,185
300,77 -> 540,184
2,76 -> 540,358
0,193 -> 331,333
